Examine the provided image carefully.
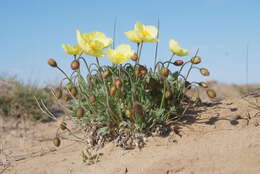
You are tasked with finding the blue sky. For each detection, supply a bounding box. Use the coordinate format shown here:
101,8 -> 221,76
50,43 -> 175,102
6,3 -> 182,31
0,0 -> 259,85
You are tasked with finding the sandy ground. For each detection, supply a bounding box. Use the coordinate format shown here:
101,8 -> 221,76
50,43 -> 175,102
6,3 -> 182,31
1,84 -> 260,174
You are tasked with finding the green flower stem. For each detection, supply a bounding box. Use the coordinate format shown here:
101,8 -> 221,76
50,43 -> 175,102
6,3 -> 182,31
167,54 -> 175,68
137,42 -> 143,64
160,79 -> 167,109
56,66 -> 73,84
78,56 -> 93,79
153,18 -> 160,73
95,57 -> 121,124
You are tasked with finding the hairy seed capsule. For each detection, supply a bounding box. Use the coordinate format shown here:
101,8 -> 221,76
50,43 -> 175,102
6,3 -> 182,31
164,90 -> 173,99
135,65 -> 147,77
132,103 -> 143,115
53,137 -> 61,147
102,70 -> 110,79
207,89 -> 216,98
200,68 -> 210,76
115,79 -> 123,89
71,60 -> 80,70
76,107 -> 84,119
173,60 -> 184,66
131,53 -> 139,61
199,82 -> 208,88
48,58 -> 57,68
191,56 -> 201,64
88,95 -> 96,104
60,122 -> 67,130
160,67 -> 170,78
70,87 -> 78,97
54,88 -> 62,99
110,86 -> 117,96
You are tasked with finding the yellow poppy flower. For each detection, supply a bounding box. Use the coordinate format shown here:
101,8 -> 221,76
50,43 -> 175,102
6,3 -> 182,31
76,30 -> 113,58
169,40 -> 189,57
125,22 -> 158,43
62,44 -> 82,55
107,44 -> 135,64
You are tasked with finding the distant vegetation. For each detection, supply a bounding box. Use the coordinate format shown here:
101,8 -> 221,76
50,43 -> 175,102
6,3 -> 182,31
0,76 -> 54,121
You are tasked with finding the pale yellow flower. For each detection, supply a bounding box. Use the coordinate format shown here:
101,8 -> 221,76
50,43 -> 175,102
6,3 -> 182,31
125,22 -> 158,43
169,40 -> 189,57
76,30 -> 113,57
62,44 -> 82,55
107,44 -> 135,64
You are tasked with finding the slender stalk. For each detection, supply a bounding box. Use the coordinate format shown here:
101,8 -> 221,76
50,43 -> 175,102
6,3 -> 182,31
56,66 -> 72,83
167,54 -> 175,68
160,80 -> 167,109
153,18 -> 160,72
137,42 -> 143,64
112,17 -> 117,49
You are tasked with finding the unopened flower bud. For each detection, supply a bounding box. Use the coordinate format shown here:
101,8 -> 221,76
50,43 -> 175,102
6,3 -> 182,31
54,88 -> 62,99
164,90 -> 173,99
199,82 -> 208,88
48,58 -> 57,68
160,67 -> 170,78
125,110 -> 132,118
64,94 -> 72,102
70,87 -> 78,97
88,95 -> 96,104
102,70 -> 110,79
173,60 -> 184,66
207,89 -> 216,98
115,79 -> 122,89
200,68 -> 210,76
60,122 -> 67,131
53,137 -> 61,147
135,65 -> 147,77
110,86 -> 117,96
131,53 -> 139,61
71,60 -> 80,70
132,103 -> 143,115
76,107 -> 85,119
191,56 -> 201,64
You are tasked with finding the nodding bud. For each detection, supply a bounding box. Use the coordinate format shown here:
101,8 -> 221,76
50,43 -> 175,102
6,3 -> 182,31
102,70 -> 110,79
88,95 -> 96,104
70,87 -> 78,97
48,58 -> 57,68
200,68 -> 210,76
199,82 -> 208,88
115,79 -> 123,89
76,107 -> 85,119
110,86 -> 117,96
160,67 -> 170,78
53,137 -> 61,147
132,103 -> 144,115
135,65 -> 148,77
54,88 -> 62,99
60,122 -> 67,131
164,90 -> 173,99
71,60 -> 80,70
191,56 -> 201,64
207,89 -> 216,98
173,60 -> 184,66
131,53 -> 139,61
125,110 -> 132,118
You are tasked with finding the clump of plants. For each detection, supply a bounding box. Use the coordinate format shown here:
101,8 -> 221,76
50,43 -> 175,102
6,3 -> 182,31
46,22 -> 216,151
